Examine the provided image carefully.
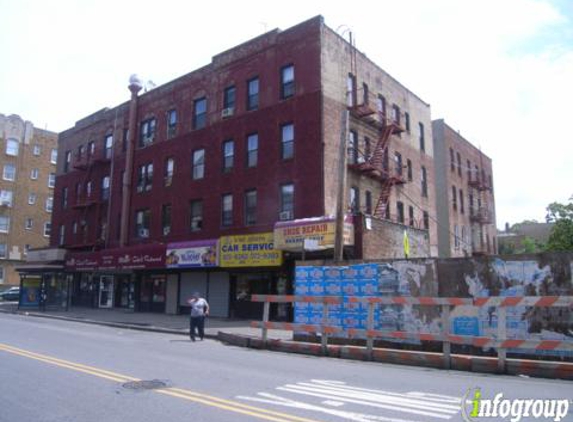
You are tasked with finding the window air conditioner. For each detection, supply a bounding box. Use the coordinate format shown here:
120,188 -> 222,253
221,108 -> 234,118
279,210 -> 293,221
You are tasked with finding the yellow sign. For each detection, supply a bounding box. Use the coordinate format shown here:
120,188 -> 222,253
274,218 -> 354,251
219,232 -> 282,267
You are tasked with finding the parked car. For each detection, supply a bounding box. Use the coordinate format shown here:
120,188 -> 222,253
0,286 -> 20,301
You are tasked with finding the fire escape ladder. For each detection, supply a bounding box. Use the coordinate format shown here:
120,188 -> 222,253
374,182 -> 393,219
369,124 -> 393,169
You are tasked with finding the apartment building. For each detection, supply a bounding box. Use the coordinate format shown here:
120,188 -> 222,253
0,113 -> 58,285
432,119 -> 497,257
49,16 -> 438,317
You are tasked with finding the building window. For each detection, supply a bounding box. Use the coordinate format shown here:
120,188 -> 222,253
164,158 -> 174,187
409,206 -> 415,227
46,196 -> 53,212
44,222 -> 51,237
62,187 -> 68,209
104,135 -> 113,159
419,123 -> 425,152
0,244 -> 6,259
364,137 -> 371,161
137,163 -> 153,192
135,209 -> 151,238
281,64 -> 295,99
25,218 -> 33,230
392,104 -> 400,125
223,86 -> 236,114
72,221 -> 78,235
101,176 -> 110,200
394,152 -> 403,176
139,118 -> 156,147
349,187 -> 359,214
365,190 -> 372,215
421,166 -> 428,197
30,168 -> 39,180
50,149 -> 58,164
193,97 -> 207,130
0,216 -> 10,233
347,74 -> 356,106
221,194 -> 233,227
192,149 -> 205,180
467,160 -> 472,180
247,133 -> 258,167
122,130 -> 128,152
161,204 -> 172,236
33,144 -> 41,156
348,130 -> 357,164
406,159 -> 413,181
397,201 -> 404,224
190,200 -> 203,232
86,181 -> 93,198
167,109 -> 177,138
450,148 -> 455,171
28,193 -> 36,205
64,151 -> 71,173
3,164 -> 16,181
48,172 -> 56,188
58,225 -> 65,246
454,225 -> 460,249
377,95 -> 386,117
452,185 -> 457,211
88,141 -> 95,157
245,190 -> 257,226
469,193 -> 474,216
247,77 -> 259,111
280,184 -> 294,220
0,190 -> 13,207
6,138 -> 19,156
423,211 -> 429,230
281,123 -> 294,160
222,140 -> 234,173
404,112 -> 410,132
459,189 -> 464,214
457,152 -> 462,176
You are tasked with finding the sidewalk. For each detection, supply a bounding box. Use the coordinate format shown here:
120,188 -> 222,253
0,302 -> 292,341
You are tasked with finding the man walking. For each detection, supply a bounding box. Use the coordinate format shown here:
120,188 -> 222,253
187,292 -> 209,341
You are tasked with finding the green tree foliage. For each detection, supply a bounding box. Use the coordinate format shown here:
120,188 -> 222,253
545,196 -> 573,252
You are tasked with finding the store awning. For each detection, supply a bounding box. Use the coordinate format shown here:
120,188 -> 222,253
65,243 -> 166,271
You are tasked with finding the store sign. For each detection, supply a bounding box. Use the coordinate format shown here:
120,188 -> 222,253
274,216 -> 354,251
66,244 -> 166,271
166,240 -> 218,268
219,232 -> 282,267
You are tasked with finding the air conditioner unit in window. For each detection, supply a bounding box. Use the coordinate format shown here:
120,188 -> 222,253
221,108 -> 234,118
138,228 -> 149,238
279,210 -> 293,221
0,200 -> 11,207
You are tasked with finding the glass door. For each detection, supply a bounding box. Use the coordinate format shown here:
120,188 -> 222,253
98,275 -> 114,308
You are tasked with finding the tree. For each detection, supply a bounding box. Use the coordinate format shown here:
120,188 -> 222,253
545,196 -> 573,252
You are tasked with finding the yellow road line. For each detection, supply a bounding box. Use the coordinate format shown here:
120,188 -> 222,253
0,343 -> 324,422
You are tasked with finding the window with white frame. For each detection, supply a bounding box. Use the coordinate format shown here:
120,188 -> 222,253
50,149 -> 58,164
0,243 -> 6,259
30,168 -> 39,180
190,200 -> 203,232
280,184 -> 294,219
28,193 -> 37,205
193,98 -> 207,130
6,139 -> 19,156
0,216 -> 10,233
135,209 -> 151,238
136,163 -> 153,192
58,225 -> 65,246
167,109 -> 177,138
244,190 -> 257,226
48,172 -> 56,188
45,196 -> 53,212
3,164 -> 16,181
247,77 -> 259,111
247,133 -> 258,167
0,190 -> 13,207
281,123 -> 294,160
33,144 -> 41,156
281,64 -> 295,99
164,157 -> 174,187
25,218 -> 33,230
104,135 -> 113,159
222,140 -> 234,173
0,266 -> 4,282
101,176 -> 110,200
44,222 -> 51,237
139,118 -> 156,147
221,194 -> 233,227
192,149 -> 205,180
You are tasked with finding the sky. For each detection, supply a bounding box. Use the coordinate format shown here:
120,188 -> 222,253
1,0 -> 571,229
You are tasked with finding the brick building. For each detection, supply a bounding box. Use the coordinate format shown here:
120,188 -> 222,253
50,16 -> 438,317
0,113 -> 58,285
432,119 -> 497,257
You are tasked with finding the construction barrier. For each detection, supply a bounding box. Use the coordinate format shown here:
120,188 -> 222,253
250,294 -> 573,373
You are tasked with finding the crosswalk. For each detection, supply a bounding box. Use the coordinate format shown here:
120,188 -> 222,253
237,379 -> 462,422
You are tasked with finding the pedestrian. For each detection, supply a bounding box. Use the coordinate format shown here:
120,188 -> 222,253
187,292 -> 209,341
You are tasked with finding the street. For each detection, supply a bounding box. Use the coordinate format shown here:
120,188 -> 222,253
0,313 -> 571,422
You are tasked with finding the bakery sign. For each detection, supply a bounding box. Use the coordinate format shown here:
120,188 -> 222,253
65,244 -> 166,271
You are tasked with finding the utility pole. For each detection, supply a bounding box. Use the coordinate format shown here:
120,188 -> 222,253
334,108 -> 349,262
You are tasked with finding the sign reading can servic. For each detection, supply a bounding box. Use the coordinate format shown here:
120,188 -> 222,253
274,216 -> 354,251
219,232 -> 282,267
166,239 -> 218,268
65,244 -> 166,271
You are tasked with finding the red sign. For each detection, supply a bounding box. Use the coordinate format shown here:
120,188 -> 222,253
65,244 -> 166,271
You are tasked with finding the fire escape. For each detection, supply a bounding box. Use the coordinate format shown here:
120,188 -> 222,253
69,146 -> 111,251
468,158 -> 493,255
347,93 -> 405,219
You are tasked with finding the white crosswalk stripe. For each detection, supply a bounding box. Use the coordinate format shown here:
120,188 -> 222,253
237,379 -> 462,421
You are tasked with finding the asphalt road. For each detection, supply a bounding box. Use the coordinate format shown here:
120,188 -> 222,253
0,313 -> 571,422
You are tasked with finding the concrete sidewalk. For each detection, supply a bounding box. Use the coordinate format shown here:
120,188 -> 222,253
0,302 -> 292,341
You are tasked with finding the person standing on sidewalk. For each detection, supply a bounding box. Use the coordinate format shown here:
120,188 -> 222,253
187,292 -> 209,341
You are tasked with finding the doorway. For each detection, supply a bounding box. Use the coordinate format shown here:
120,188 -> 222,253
98,275 -> 114,308
139,275 -> 166,313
